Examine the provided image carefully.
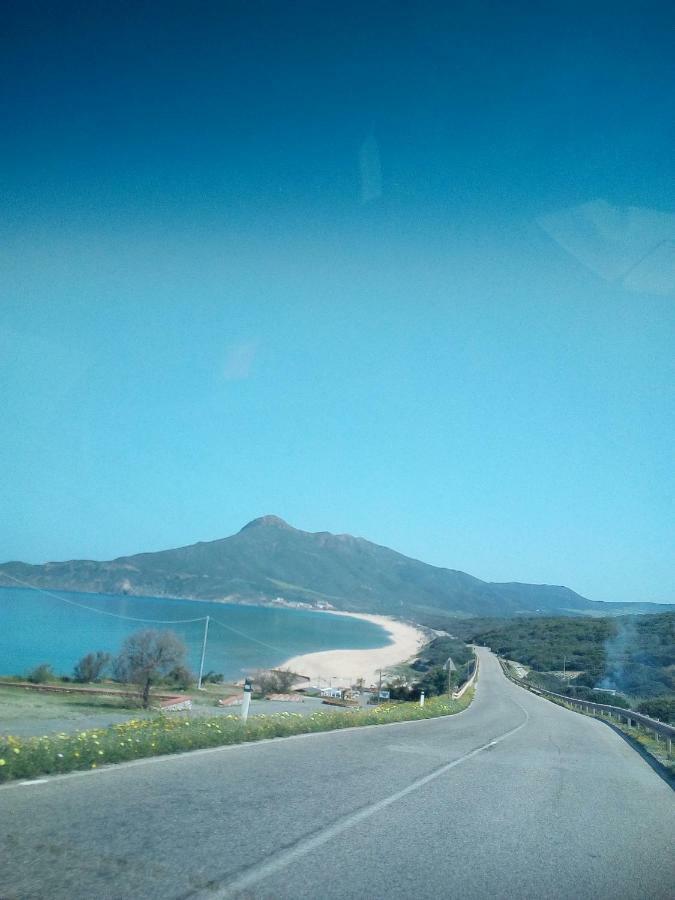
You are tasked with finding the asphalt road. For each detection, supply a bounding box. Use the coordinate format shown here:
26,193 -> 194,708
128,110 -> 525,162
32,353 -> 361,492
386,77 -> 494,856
1,649 -> 673,900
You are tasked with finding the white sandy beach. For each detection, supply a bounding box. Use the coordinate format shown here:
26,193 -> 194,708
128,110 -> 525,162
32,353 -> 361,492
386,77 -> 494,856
280,611 -> 427,688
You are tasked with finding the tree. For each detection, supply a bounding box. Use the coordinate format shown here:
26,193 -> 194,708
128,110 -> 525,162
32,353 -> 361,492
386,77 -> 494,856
419,665 -> 449,697
73,651 -> 111,683
113,630 -> 187,708
253,669 -> 295,697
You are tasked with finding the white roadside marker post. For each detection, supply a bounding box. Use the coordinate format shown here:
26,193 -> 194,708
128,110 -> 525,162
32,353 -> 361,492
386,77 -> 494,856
420,691 -> 425,708
241,677 -> 252,723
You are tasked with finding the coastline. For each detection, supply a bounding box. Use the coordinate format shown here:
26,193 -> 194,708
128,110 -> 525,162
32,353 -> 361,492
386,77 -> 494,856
280,610 -> 428,687
0,584 -> 428,685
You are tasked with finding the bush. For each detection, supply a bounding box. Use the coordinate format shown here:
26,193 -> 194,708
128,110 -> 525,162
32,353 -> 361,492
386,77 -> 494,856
202,671 -> 224,684
570,687 -> 629,707
164,666 -> 195,691
253,669 -> 296,697
73,651 -> 111,683
419,665 -> 450,697
385,675 -> 413,701
637,697 -> 675,724
26,663 -> 55,684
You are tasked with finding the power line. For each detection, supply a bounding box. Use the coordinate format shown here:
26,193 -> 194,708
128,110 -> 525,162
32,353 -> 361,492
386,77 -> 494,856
0,573 -> 208,624
1,573 -> 294,656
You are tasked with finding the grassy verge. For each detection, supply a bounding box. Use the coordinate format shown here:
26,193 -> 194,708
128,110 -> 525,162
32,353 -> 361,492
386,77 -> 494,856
611,720 -> 674,776
0,691 -> 473,784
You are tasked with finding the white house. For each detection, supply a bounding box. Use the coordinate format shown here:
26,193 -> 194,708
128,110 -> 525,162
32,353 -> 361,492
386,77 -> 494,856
320,687 -> 343,698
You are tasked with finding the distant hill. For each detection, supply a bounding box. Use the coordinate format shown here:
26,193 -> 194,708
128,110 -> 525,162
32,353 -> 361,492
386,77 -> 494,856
1,515 -> 671,622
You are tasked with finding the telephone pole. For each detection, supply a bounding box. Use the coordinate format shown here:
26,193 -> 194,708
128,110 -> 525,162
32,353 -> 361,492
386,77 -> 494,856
197,616 -> 210,690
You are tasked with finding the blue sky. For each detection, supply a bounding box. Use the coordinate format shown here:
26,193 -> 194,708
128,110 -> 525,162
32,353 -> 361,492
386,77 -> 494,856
1,2 -> 673,604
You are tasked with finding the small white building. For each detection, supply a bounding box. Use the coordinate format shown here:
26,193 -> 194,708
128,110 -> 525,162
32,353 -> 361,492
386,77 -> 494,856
320,687 -> 343,698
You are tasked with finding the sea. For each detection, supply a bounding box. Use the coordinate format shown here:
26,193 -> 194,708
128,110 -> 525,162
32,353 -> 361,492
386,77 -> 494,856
0,587 -> 390,680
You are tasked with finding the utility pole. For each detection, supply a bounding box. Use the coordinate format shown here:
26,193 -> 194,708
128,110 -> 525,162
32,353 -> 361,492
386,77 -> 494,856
197,616 -> 210,690
563,655 -> 567,680
378,669 -> 382,700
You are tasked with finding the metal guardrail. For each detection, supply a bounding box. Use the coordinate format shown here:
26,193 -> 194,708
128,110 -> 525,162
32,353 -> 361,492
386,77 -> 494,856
452,653 -> 479,699
500,660 -> 674,755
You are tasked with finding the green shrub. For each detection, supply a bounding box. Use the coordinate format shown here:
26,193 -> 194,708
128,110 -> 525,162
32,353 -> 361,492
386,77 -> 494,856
637,697 -> 675,724
164,666 -> 195,691
26,663 -> 55,684
73,651 -> 111,684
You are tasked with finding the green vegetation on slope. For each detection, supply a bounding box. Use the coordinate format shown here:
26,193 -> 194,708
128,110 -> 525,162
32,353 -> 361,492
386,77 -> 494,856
384,635 -> 475,700
462,612 -> 674,706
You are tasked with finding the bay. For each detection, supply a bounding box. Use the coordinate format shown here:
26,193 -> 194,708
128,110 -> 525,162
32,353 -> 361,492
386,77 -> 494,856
0,587 -> 390,680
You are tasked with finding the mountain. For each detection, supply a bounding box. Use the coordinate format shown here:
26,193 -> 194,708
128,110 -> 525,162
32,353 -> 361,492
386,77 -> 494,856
0,515 -> 670,622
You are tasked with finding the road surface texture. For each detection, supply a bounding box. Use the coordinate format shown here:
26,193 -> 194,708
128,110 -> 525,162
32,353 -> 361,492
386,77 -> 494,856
1,649 -> 672,900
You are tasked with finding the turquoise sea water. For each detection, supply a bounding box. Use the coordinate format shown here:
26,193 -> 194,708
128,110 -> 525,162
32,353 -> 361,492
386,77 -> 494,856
0,587 -> 390,680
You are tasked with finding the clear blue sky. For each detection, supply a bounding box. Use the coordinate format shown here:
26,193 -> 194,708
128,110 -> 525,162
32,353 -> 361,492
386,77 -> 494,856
1,2 -> 673,604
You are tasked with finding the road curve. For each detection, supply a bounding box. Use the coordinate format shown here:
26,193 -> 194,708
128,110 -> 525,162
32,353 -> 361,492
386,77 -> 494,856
1,648 -> 673,899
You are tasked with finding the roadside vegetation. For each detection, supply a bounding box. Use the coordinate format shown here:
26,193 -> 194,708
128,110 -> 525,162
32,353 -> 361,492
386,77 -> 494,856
3,630 -> 203,712
451,612 -> 674,718
0,689 -> 473,784
385,635 -> 474,700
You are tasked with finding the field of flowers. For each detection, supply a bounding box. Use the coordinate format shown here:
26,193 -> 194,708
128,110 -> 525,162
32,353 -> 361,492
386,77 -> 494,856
0,691 -> 473,783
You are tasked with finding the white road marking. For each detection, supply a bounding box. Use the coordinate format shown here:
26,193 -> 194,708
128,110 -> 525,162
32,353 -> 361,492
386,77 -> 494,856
198,700 -> 531,899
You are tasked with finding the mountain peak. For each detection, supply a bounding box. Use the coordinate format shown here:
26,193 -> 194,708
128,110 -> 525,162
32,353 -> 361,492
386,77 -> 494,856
240,515 -> 293,532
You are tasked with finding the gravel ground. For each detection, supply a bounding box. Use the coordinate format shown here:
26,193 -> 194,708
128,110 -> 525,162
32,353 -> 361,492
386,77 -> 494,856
0,689 -> 350,737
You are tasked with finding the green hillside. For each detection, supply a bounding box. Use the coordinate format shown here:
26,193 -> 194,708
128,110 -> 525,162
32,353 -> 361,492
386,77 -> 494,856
461,612 -> 675,702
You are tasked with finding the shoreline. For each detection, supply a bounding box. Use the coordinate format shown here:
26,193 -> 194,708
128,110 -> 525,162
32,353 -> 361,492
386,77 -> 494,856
0,584 -> 429,684
280,610 -> 428,687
